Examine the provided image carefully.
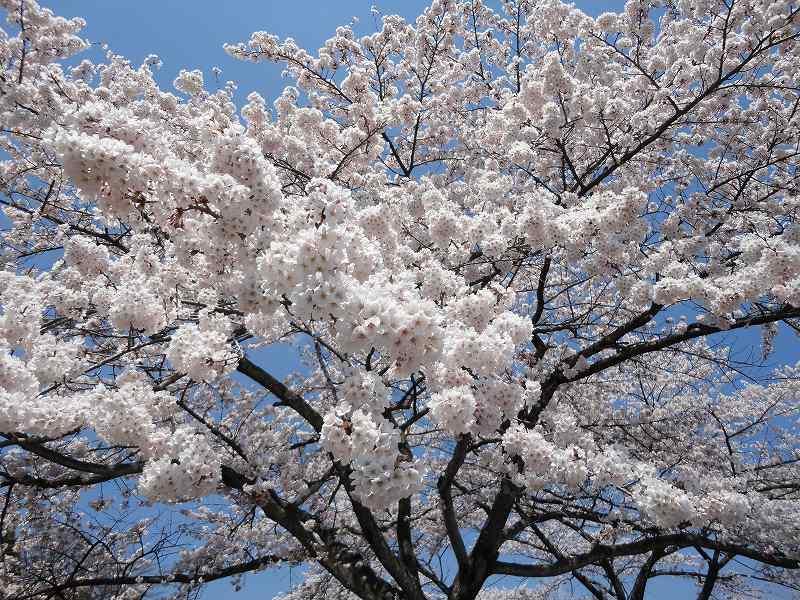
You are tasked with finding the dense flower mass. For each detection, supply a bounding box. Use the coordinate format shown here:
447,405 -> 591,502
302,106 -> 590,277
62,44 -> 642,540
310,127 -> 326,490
2,0 -> 800,598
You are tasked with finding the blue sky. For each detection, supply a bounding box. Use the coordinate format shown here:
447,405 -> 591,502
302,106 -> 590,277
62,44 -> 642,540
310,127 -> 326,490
36,1 -> 793,599
61,0 -> 628,109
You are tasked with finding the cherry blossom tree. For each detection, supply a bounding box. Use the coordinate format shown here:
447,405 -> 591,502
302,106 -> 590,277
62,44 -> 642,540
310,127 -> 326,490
1,0 -> 800,598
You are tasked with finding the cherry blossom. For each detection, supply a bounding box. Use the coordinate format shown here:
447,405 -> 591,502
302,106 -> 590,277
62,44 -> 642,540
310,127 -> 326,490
2,0 -> 800,598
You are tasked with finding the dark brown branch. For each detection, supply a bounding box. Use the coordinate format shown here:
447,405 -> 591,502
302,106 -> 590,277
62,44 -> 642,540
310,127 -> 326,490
222,465 -> 404,600
1,433 -> 143,478
451,477 -> 519,600
437,435 -> 470,569
630,548 -> 666,600
13,554 -> 285,600
494,533 -> 799,579
569,305 -> 800,382
531,256 -> 551,326
237,356 -> 323,432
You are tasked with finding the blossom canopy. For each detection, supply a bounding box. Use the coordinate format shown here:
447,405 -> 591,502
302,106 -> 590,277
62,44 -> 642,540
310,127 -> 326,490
1,0 -> 800,599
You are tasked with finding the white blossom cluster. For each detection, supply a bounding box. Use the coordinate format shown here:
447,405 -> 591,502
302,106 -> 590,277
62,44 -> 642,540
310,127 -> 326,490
166,311 -> 238,382
341,289 -> 444,378
321,406 -> 423,509
173,68 -> 204,95
87,372 -> 221,500
0,274 -> 86,435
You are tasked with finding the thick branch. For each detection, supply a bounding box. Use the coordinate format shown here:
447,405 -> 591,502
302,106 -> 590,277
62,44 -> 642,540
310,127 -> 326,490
437,436 -> 470,569
570,305 -> 800,382
223,464 -> 404,600
494,534 -> 799,579
237,356 -> 323,432
1,433 -> 143,479
13,554 -> 285,600
451,477 -> 519,600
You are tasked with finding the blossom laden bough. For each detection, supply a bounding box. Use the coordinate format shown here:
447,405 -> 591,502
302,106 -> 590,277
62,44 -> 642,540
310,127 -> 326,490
2,0 -> 800,598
